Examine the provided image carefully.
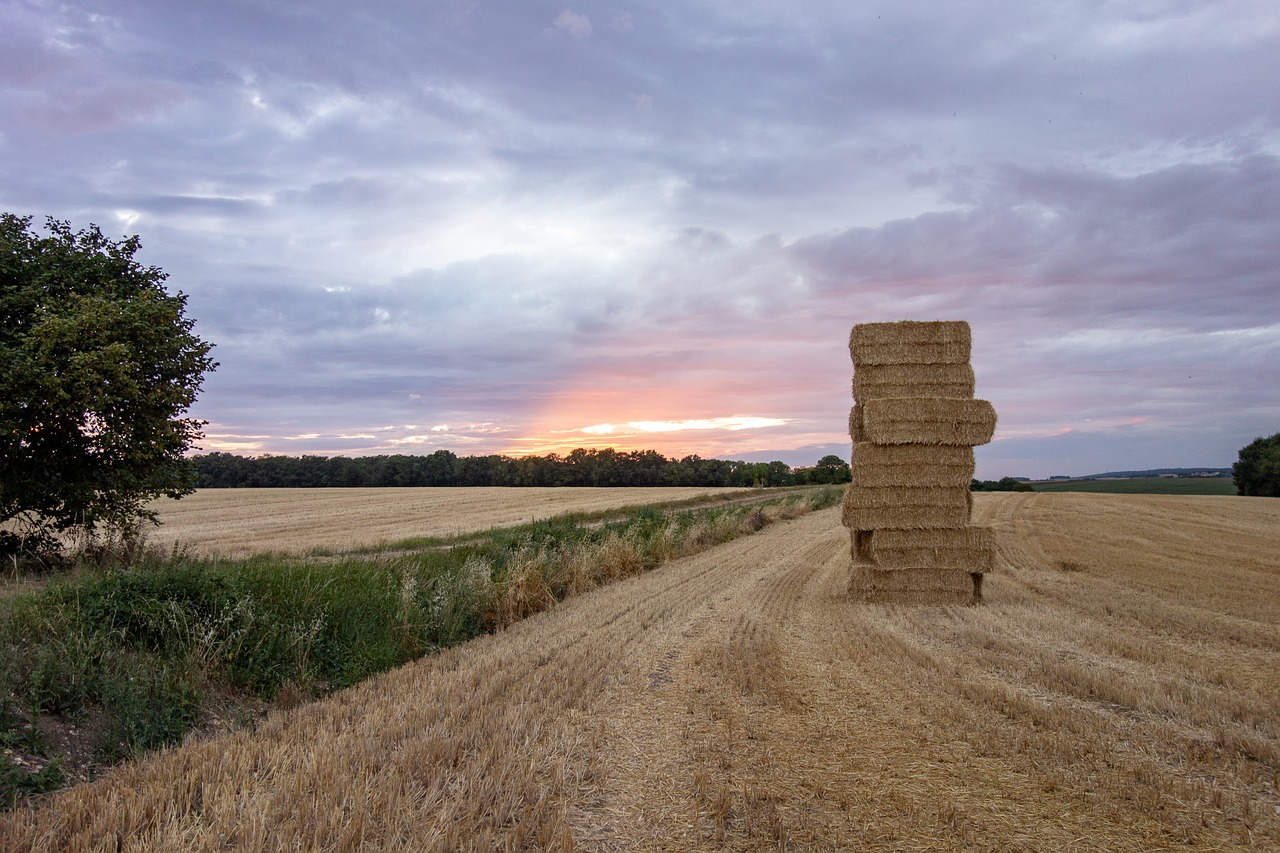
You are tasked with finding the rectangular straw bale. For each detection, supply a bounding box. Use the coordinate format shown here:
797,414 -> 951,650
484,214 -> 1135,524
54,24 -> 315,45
853,363 -> 975,403
858,397 -> 997,446
860,526 -> 995,571
844,485 -> 969,509
850,529 -> 871,563
858,588 -> 977,605
848,560 -> 873,594
842,485 -> 972,530
863,566 -> 976,593
849,406 -> 865,443
848,563 -> 977,603
844,502 -> 972,531
851,320 -> 972,351
851,444 -> 975,487
850,321 -> 971,366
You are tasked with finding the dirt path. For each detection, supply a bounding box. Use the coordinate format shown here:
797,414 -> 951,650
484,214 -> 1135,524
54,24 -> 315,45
4,495 -> 1278,850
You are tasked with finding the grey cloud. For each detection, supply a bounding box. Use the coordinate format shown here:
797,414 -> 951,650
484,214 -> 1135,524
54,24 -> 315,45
4,0 -> 1278,475
794,155 -> 1280,333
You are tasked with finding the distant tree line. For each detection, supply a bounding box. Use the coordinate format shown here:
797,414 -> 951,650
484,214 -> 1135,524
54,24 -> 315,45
970,477 -> 1035,492
190,449 -> 854,489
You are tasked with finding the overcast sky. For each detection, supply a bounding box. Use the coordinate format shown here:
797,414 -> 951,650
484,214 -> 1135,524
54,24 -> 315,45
4,1 -> 1279,478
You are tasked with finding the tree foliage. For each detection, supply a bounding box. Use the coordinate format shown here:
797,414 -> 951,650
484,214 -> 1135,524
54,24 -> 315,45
809,454 -> 853,484
1233,432 -> 1280,497
1,214 -> 217,547
970,477 -> 1034,492
189,449 -> 841,489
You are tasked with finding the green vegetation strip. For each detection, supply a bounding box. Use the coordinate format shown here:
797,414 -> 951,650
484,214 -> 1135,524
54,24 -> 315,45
1029,477 -> 1236,496
0,486 -> 842,805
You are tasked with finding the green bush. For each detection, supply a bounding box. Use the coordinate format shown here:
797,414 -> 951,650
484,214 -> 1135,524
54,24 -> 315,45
3,594 -> 109,715
96,655 -> 201,762
1,658 -> 67,807
1233,432 -> 1280,497
1,755 -> 65,807
66,562 -> 237,655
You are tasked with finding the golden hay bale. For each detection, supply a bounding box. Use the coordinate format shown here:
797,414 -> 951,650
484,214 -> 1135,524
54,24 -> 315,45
857,588 -> 977,605
856,397 -> 997,446
852,320 -> 972,347
843,503 -> 973,531
848,559 -> 873,591
864,566 -> 976,592
841,485 -> 972,530
848,562 -> 978,603
849,320 -> 971,366
843,485 -> 969,509
859,526 -> 995,571
848,407 -> 865,443
852,362 -> 975,403
849,529 -> 871,562
851,444 -> 976,487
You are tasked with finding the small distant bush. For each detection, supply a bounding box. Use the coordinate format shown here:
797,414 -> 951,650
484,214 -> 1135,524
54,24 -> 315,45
971,477 -> 1034,492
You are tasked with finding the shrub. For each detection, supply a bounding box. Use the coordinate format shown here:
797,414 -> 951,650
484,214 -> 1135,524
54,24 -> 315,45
96,655 -> 201,762
1233,432 -> 1280,497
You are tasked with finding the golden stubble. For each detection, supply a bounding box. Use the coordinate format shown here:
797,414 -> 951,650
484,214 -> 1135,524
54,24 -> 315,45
3,492 -> 1278,851
145,487 -> 744,558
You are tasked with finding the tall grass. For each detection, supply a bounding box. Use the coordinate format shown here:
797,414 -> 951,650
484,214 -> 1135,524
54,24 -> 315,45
0,486 -> 842,804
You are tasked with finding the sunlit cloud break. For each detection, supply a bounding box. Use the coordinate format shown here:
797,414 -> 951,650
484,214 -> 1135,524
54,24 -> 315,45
579,417 -> 789,436
6,1 -> 1278,478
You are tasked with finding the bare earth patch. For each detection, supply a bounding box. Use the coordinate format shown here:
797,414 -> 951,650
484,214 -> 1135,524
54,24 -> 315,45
3,492 -> 1278,850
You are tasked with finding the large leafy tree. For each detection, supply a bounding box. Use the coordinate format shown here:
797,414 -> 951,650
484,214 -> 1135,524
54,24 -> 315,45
1233,432 -> 1280,497
0,214 -> 217,548
809,454 -> 853,484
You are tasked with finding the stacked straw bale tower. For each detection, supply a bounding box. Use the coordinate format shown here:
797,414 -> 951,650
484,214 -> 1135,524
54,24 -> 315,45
842,320 -> 997,604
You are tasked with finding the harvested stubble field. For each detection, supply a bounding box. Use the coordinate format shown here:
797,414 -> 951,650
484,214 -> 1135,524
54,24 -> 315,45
145,487 -> 746,557
4,492 -> 1279,851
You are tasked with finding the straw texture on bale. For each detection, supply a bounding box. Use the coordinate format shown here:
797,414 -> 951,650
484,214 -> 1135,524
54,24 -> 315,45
848,563 -> 977,603
852,362 -> 975,403
849,406 -> 865,443
850,529 -> 871,562
855,398 -> 997,446
844,319 -> 995,604
844,485 -> 970,510
842,485 -> 973,531
855,566 -> 976,593
850,444 -> 976,488
857,527 -> 996,571
853,588 -> 976,605
849,320 -> 972,366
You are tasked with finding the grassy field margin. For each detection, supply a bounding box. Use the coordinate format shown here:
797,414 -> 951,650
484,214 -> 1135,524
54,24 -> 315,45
1,486 -> 842,805
1029,477 -> 1236,495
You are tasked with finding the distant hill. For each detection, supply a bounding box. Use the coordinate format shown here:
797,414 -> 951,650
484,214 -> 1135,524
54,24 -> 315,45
1068,467 -> 1232,480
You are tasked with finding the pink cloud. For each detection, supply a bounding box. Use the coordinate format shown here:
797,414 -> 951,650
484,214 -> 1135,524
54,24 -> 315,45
21,82 -> 184,134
